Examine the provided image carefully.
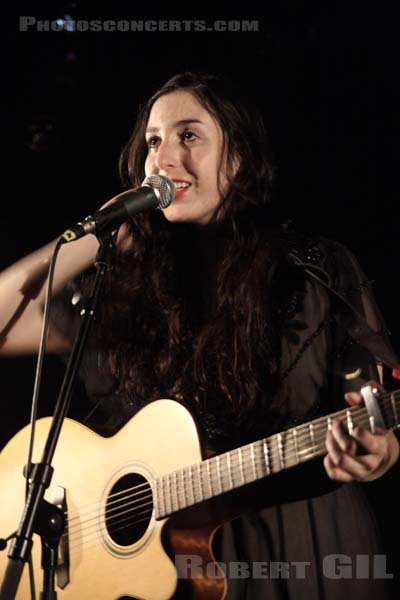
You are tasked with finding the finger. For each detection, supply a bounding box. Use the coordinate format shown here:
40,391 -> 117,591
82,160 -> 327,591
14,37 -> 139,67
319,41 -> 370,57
344,380 -> 384,406
325,430 -> 370,474
350,425 -> 389,456
324,454 -> 351,481
324,454 -> 358,482
344,391 -> 363,405
324,452 -> 381,481
325,430 -> 347,466
331,420 -> 358,455
354,453 -> 387,473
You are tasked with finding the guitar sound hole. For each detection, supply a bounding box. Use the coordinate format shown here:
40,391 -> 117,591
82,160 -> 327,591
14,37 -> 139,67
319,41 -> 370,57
105,472 -> 152,546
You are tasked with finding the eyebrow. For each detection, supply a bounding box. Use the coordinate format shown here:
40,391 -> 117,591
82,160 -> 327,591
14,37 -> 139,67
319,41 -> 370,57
146,119 -> 205,133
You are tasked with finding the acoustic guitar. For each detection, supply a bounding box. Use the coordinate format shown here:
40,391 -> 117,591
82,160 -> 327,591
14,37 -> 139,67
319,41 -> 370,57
0,386 -> 399,599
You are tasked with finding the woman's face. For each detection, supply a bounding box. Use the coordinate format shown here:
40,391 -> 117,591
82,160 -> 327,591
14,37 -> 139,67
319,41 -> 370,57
144,90 -> 230,225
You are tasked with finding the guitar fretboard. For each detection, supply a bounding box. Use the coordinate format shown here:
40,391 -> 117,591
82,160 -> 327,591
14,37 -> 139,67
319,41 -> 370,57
154,389 -> 400,519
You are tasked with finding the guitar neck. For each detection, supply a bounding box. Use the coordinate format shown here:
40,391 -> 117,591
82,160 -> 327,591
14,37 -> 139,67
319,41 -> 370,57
154,389 -> 400,519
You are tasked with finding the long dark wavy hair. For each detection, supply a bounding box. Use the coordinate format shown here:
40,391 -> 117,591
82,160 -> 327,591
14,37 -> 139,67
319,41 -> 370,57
97,72 -> 286,442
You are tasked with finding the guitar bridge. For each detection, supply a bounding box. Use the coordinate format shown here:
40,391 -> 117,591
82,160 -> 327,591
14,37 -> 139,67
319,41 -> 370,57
51,485 -> 70,589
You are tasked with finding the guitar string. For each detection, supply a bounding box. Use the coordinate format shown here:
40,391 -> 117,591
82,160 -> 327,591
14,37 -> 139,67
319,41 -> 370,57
63,398 -> 394,529
64,480 -> 151,523
62,406 -> 391,539
63,401 -> 376,524
66,501 -> 154,548
64,417 -> 371,548
68,512 -> 155,556
63,413 -> 380,547
63,406 -> 371,533
63,394 -> 399,525
66,492 -> 154,541
67,441 -> 339,555
8,395 -> 399,558
67,418 -> 398,555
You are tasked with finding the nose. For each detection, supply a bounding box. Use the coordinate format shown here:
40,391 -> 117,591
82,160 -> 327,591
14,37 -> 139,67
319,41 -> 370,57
152,139 -> 182,173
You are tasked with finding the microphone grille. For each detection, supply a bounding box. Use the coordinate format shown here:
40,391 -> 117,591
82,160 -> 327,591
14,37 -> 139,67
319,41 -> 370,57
142,175 -> 175,208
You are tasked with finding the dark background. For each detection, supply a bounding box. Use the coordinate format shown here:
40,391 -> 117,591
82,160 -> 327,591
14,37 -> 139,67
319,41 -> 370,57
1,0 -> 400,592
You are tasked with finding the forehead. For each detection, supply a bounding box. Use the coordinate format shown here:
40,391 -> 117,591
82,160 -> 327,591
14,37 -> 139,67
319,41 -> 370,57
146,90 -> 219,131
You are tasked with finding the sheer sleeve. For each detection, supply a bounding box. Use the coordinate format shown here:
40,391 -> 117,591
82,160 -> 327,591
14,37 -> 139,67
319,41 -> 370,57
275,235 -> 398,426
323,239 -> 398,398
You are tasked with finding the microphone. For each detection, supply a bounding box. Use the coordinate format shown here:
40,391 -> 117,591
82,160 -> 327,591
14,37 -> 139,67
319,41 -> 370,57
61,175 -> 175,243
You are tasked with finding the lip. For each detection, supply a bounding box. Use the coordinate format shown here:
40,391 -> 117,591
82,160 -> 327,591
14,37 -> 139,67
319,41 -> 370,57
172,181 -> 192,198
171,179 -> 191,185
174,186 -> 191,198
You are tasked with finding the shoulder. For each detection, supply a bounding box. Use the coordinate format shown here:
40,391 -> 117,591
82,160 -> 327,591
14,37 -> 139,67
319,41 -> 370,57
317,237 -> 372,294
281,230 -> 371,292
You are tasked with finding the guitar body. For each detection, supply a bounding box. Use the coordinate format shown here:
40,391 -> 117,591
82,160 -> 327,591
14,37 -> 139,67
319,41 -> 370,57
0,400 -> 226,600
4,384 -> 395,598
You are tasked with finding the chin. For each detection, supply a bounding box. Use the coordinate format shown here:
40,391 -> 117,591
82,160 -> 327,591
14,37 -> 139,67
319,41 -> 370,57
161,207 -> 196,224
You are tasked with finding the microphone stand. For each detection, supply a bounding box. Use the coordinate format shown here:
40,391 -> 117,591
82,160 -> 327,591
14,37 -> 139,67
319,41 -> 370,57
0,233 -> 116,600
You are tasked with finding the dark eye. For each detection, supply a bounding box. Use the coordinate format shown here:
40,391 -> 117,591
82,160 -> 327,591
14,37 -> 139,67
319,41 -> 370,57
147,136 -> 160,147
181,130 -> 197,141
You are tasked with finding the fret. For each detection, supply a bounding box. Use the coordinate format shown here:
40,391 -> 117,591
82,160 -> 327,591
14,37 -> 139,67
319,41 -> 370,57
180,469 -> 187,509
172,471 -> 179,511
226,452 -> 234,490
292,428 -> 299,464
309,423 -> 315,448
250,443 -> 257,480
253,443 -> 261,477
199,462 -> 210,500
295,424 -> 312,460
346,409 -> 354,434
206,460 -> 213,498
161,477 -> 167,516
238,447 -> 245,484
391,393 -> 398,427
152,387 -> 400,521
263,438 -> 271,475
156,477 -> 164,517
214,456 -> 222,494
277,433 -> 284,470
188,464 -> 195,505
272,436 -> 281,469
261,441 -> 268,475
242,446 -> 252,483
165,473 -> 172,515
197,463 -> 204,502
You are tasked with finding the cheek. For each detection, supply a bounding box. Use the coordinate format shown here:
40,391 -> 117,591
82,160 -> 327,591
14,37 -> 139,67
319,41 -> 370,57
206,161 -> 223,195
191,155 -> 212,188
144,154 -> 152,176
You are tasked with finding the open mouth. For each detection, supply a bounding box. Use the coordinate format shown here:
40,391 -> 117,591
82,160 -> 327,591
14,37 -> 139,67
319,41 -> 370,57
173,181 -> 192,198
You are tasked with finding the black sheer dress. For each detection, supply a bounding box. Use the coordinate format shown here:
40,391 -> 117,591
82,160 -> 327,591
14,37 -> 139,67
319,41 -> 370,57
53,231 -> 398,600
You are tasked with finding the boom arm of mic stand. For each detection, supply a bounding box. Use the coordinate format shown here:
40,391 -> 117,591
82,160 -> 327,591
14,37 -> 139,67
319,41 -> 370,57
0,235 -> 116,600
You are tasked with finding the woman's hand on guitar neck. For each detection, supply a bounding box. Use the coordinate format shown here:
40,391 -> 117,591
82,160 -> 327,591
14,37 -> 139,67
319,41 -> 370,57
323,385 -> 399,483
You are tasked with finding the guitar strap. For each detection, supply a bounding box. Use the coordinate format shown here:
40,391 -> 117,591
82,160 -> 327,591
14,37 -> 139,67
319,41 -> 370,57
288,253 -> 400,373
